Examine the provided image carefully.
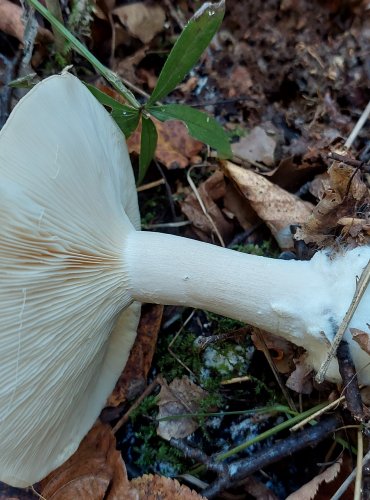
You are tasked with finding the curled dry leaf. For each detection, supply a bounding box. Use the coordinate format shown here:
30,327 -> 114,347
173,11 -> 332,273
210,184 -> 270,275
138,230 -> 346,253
350,327 -> 370,355
180,170 -> 234,243
232,126 -> 277,167
39,423 -> 137,500
286,458 -> 342,500
127,118 -> 203,169
157,376 -> 209,440
223,160 -> 313,249
0,0 -> 52,43
113,3 -> 165,44
131,475 -> 206,500
108,304 -> 163,407
251,329 -> 296,374
296,163 -> 370,247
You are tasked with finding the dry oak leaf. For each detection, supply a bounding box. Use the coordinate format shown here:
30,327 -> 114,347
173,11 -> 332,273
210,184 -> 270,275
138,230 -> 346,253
296,163 -> 370,246
0,0 -> 52,43
113,2 -> 165,44
131,475 -> 206,500
39,423 -> 138,500
180,170 -> 234,244
157,376 -> 208,440
223,161 -> 313,249
127,119 -> 203,169
286,458 -> 342,500
285,354 -> 313,394
108,304 -> 163,407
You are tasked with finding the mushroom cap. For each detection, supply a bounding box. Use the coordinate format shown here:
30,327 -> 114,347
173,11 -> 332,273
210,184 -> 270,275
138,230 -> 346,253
0,73 -> 141,486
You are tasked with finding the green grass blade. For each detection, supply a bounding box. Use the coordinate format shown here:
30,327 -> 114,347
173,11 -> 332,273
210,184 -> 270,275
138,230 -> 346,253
148,0 -> 225,105
27,0 -> 140,108
149,103 -> 231,158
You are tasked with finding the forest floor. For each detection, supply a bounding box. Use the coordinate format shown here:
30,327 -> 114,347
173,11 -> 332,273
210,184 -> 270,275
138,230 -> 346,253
1,0 -> 370,498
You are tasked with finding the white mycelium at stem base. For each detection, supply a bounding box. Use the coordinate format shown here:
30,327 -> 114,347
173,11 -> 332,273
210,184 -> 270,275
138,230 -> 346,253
0,72 -> 369,488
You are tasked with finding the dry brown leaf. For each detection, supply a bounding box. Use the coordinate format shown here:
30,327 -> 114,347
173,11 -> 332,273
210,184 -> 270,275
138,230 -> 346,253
39,423 -> 138,500
128,119 -> 203,169
0,0 -> 52,43
157,376 -> 208,440
108,304 -> 163,407
296,163 -> 370,247
223,182 -> 261,231
286,354 -> 313,394
113,3 -> 165,44
180,170 -> 234,243
131,475 -> 206,500
223,160 -> 313,249
232,126 -> 276,166
286,459 -> 342,500
351,327 -> 370,355
251,330 -> 296,374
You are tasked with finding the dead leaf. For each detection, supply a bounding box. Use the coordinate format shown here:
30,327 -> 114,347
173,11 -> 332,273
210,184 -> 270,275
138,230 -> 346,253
131,475 -> 206,499
180,170 -> 234,243
39,423 -> 138,500
223,161 -> 313,249
223,182 -> 261,231
0,0 -> 52,43
113,3 -> 165,44
286,354 -> 313,394
286,459 -> 342,500
128,118 -> 203,169
157,376 -> 209,440
351,327 -> 370,355
296,163 -> 370,247
108,304 -> 163,407
251,330 -> 296,374
232,126 -> 276,166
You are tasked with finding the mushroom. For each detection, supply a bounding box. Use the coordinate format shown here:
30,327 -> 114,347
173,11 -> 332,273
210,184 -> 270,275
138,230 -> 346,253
0,72 -> 369,487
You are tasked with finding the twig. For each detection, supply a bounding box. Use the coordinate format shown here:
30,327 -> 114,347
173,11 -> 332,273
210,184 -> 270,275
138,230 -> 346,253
337,341 -> 364,421
316,259 -> 370,383
345,100 -> 370,149
203,414 -> 341,498
187,165 -> 226,247
137,178 -> 165,192
354,429 -> 364,500
332,448 -> 370,500
290,395 -> 345,432
112,375 -> 161,434
254,328 -> 297,413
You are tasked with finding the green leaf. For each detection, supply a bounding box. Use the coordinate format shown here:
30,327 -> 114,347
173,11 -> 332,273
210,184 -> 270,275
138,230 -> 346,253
148,104 -> 231,158
148,1 -> 225,105
27,0 -> 140,108
86,84 -> 140,138
111,109 -> 140,139
139,117 -> 158,184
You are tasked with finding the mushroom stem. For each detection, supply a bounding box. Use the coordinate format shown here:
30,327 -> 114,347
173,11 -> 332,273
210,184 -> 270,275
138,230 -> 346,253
126,230 -> 370,381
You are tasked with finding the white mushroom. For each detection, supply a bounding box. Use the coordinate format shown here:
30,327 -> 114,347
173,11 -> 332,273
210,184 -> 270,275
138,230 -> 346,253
0,73 -> 369,487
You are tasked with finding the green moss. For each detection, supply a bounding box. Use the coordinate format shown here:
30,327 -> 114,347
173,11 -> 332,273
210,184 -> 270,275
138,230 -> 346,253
232,239 -> 279,258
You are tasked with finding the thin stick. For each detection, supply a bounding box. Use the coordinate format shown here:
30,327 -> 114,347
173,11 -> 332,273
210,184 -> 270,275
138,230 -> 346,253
354,429 -> 364,500
290,395 -> 345,432
316,259 -> 370,383
187,165 -> 226,247
332,448 -> 370,500
345,100 -> 370,149
112,376 -> 161,434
